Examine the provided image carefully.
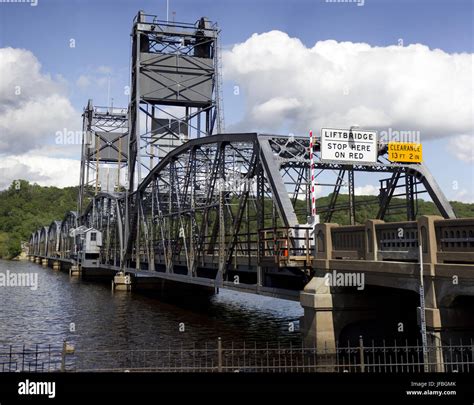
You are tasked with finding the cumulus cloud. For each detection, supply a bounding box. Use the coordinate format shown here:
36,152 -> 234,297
0,160 -> 48,189
354,184 -> 379,196
0,47 -> 79,155
76,75 -> 91,88
452,188 -> 474,203
97,65 -> 112,74
0,154 -> 80,190
337,184 -> 379,196
74,66 -> 114,90
223,32 -> 472,140
449,134 -> 474,163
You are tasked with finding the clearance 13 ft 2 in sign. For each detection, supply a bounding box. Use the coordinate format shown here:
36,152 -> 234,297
388,142 -> 423,163
321,128 -> 378,164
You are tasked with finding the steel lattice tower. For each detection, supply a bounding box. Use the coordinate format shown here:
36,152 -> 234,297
127,11 -> 221,191
78,99 -> 129,214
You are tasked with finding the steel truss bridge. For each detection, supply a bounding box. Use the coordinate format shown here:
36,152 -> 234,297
26,11 -> 474,348
29,131 -> 472,300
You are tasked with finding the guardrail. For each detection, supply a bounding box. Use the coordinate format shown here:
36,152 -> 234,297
259,226 -> 312,267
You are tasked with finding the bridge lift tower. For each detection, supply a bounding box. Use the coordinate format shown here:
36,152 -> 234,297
127,10 -> 222,191
78,100 -> 129,214
121,11 -> 222,267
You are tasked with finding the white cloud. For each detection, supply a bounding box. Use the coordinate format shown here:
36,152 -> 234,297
0,47 -> 79,155
97,65 -> 112,74
251,97 -> 302,127
0,47 -> 83,189
452,188 -> 474,203
223,32 -> 473,140
96,76 -> 110,87
338,184 -> 379,196
449,134 -> 474,163
0,154 -> 80,190
0,160 -> 48,189
354,184 -> 379,196
75,73 -> 111,90
76,74 -> 91,88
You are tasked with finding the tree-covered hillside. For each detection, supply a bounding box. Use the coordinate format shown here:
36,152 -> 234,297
302,194 -> 474,225
0,180 -> 78,258
0,180 -> 472,259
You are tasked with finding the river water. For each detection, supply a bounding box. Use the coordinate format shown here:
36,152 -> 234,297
0,260 -> 303,352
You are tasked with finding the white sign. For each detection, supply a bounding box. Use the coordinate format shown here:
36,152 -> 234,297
321,128 -> 377,163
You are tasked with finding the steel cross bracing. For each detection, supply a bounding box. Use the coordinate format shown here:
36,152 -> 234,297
83,133 -> 452,293
28,11 -> 460,298
82,193 -> 125,268
33,132 -> 456,295
127,11 -> 221,192
78,100 -> 129,214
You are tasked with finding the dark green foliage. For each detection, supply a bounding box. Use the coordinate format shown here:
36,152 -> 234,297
0,180 -> 78,259
295,193 -> 474,225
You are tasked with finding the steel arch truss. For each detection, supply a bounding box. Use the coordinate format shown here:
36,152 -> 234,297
117,133 -> 456,292
38,226 -> 49,257
29,230 -> 41,256
82,193 -> 125,267
47,221 -> 62,258
128,134 -> 314,290
59,211 -> 78,259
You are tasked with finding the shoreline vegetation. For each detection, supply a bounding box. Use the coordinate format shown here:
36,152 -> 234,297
0,179 -> 473,260
0,180 -> 77,259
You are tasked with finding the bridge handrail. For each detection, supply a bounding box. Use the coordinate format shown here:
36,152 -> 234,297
259,226 -> 313,261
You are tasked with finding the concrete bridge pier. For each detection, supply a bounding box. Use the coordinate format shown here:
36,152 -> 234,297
69,264 -> 81,277
419,215 -> 445,372
41,258 -> 48,267
52,260 -> 61,271
420,275 -> 445,372
423,306 -> 444,372
34,257 -> 41,264
112,272 -> 132,291
300,276 -> 336,351
300,223 -> 338,351
300,215 -> 474,372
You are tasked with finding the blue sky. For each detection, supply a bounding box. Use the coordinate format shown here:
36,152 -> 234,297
0,0 -> 472,201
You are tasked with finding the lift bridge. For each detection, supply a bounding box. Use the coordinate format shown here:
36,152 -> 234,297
28,11 -> 474,348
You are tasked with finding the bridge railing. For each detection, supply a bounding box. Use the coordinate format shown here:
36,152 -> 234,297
132,232 -> 261,269
259,227 -> 313,266
315,216 -> 474,265
435,218 -> 474,264
331,225 -> 366,260
376,221 -> 419,261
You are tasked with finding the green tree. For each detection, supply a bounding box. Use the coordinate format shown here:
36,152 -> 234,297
0,180 -> 78,259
